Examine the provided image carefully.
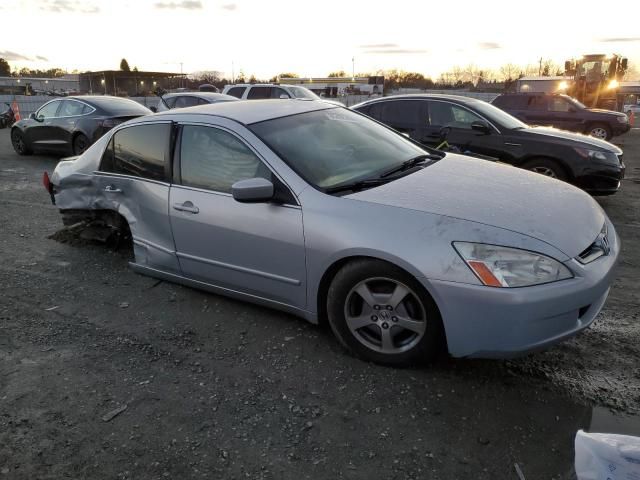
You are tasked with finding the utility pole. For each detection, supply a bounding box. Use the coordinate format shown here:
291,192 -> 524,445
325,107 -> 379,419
232,61 -> 235,84
180,62 -> 183,88
538,57 -> 543,76
352,56 -> 355,80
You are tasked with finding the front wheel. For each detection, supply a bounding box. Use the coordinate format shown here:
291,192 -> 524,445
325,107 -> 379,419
521,158 -> 568,182
587,123 -> 612,141
11,129 -> 32,155
327,259 -> 443,366
73,133 -> 90,155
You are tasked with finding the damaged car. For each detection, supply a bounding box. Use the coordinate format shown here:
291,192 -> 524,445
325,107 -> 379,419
44,100 -> 619,366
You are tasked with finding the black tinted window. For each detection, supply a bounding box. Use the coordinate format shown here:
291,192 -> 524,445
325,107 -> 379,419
380,100 -> 423,128
227,87 -> 246,98
526,96 -> 546,110
100,124 -> 170,181
58,100 -> 86,117
247,87 -> 271,99
548,97 -> 571,112
180,125 -> 270,193
493,95 -> 526,108
367,103 -> 384,120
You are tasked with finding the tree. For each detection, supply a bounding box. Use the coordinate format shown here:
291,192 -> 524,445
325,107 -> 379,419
120,58 -> 131,72
278,72 -> 299,78
0,58 -> 10,76
328,70 -> 346,78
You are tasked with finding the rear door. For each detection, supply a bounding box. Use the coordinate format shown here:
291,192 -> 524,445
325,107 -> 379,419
96,122 -> 180,274
52,99 -> 93,148
375,100 -> 426,140
521,95 -> 552,126
247,86 -> 272,99
169,123 -> 307,309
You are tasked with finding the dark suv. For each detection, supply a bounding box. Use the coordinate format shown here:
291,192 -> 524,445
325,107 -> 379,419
491,93 -> 630,140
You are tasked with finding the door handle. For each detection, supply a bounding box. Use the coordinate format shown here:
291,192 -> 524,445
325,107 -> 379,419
172,201 -> 199,214
104,185 -> 122,193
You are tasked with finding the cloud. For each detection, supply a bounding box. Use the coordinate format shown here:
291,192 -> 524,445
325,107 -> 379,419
154,0 -> 203,9
363,48 -> 429,55
221,3 -> 237,10
478,42 -> 501,49
0,50 -> 33,61
39,0 -> 100,13
36,55 -> 49,62
359,43 -> 399,49
599,37 -> 640,43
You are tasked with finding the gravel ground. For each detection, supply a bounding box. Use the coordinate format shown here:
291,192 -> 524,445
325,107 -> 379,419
1,127 -> 639,480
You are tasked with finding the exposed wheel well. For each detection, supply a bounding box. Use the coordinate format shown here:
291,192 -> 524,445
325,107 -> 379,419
59,208 -> 132,251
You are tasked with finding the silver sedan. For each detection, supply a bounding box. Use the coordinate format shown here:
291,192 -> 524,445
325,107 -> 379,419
47,100 -> 619,366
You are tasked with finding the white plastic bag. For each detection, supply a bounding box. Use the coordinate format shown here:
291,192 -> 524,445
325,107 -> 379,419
575,430 -> 640,480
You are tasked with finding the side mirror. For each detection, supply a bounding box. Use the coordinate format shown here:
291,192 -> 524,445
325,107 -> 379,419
279,94 -> 289,99
29,112 -> 37,120
470,120 -> 491,134
231,177 -> 274,203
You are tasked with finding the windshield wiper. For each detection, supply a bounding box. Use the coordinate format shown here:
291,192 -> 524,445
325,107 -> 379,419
325,177 -> 392,194
379,154 -> 440,178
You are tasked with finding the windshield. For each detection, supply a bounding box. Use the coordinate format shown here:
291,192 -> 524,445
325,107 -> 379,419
250,108 -> 429,190
472,101 -> 528,130
287,86 -> 320,99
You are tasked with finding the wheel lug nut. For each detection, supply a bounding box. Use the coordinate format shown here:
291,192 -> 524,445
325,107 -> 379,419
381,322 -> 389,329
392,316 -> 398,322
386,305 -> 393,311
371,315 -> 378,321
374,305 -> 381,310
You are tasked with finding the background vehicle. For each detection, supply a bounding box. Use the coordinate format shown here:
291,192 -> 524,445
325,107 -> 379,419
353,94 -> 625,195
153,92 -> 238,112
11,96 -> 151,156
564,54 -> 628,110
624,103 -> 640,116
492,93 -> 630,140
222,83 -> 320,100
47,100 -> 618,365
0,103 -> 16,129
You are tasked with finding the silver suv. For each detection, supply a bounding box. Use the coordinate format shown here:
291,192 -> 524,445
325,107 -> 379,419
222,83 -> 319,100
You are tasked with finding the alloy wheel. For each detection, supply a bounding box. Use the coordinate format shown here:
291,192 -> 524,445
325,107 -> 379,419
529,166 -> 557,178
590,127 -> 608,140
344,277 -> 427,354
11,131 -> 25,154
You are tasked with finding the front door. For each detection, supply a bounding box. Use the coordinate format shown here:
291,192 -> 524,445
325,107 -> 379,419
169,124 -> 307,309
26,99 -> 63,149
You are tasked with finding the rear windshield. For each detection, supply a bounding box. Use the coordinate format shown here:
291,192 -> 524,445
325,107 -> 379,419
83,97 -> 151,116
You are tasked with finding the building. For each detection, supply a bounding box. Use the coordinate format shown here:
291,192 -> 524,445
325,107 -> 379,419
79,70 -> 186,96
0,74 -> 79,95
516,76 -> 572,94
278,76 -> 384,97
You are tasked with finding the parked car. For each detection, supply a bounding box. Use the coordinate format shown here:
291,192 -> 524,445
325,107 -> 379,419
352,94 -> 625,195
222,83 -> 320,100
11,96 -> 151,157
623,103 -> 640,116
153,92 -> 237,112
45,100 -> 618,365
491,93 -> 630,140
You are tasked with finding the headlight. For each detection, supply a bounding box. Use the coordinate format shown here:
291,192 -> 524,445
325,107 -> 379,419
573,147 -> 619,166
453,242 -> 573,288
617,116 -> 629,124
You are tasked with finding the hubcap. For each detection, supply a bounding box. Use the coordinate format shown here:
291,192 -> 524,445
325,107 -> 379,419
12,133 -> 24,153
530,166 -> 557,178
590,127 -> 608,139
344,277 -> 427,354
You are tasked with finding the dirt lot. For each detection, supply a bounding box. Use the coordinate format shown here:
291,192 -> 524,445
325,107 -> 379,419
1,127 -> 639,480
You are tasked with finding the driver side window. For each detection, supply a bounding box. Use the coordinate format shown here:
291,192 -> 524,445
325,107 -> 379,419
548,97 -> 570,112
36,101 -> 61,120
429,102 -> 483,129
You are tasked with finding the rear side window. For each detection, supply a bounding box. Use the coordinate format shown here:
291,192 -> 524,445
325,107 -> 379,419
247,87 -> 271,99
100,123 -> 170,181
379,100 -> 423,128
179,125 -> 270,193
164,97 -> 177,108
173,96 -> 200,108
492,95 -> 526,108
226,87 -> 246,98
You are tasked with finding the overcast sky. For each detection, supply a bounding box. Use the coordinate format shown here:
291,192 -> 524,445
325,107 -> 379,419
1,0 -> 639,78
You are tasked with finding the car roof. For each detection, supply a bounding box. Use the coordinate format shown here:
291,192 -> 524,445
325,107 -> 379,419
64,95 -> 152,114
151,98 -> 338,125
162,92 -> 236,100
353,93 -> 488,108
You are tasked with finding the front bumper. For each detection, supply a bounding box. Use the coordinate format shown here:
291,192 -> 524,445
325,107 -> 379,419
612,123 -> 631,137
425,222 -> 619,358
575,161 -> 625,196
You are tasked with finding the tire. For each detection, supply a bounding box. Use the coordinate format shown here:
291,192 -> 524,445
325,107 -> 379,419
10,129 -> 32,156
521,158 -> 568,182
73,133 -> 90,155
327,259 -> 444,367
587,123 -> 612,141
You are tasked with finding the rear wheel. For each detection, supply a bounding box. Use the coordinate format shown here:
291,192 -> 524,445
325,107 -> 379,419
73,133 -> 90,155
327,259 -> 443,367
521,158 -> 568,181
587,123 -> 612,141
11,129 -> 32,155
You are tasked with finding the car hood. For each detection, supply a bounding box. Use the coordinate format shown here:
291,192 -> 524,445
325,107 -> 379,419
521,126 -> 621,153
347,154 -> 605,259
587,108 -> 627,118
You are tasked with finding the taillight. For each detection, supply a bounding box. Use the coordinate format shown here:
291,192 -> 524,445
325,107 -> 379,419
43,171 -> 51,192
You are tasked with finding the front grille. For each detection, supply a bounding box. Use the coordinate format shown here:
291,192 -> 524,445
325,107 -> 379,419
577,224 -> 610,264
